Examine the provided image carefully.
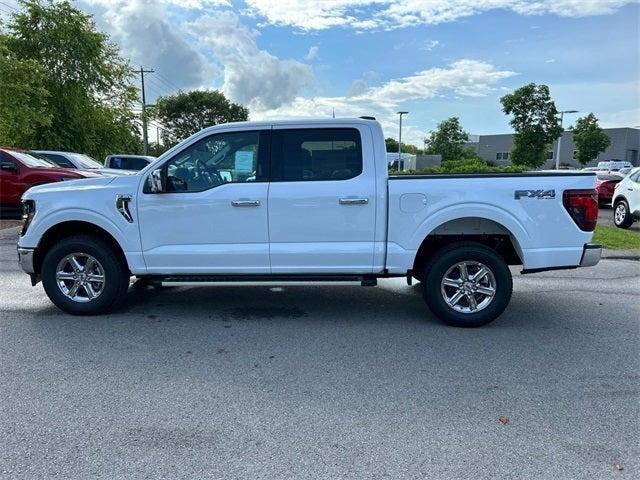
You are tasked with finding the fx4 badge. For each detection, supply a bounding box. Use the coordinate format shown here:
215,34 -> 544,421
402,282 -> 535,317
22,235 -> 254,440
514,189 -> 556,200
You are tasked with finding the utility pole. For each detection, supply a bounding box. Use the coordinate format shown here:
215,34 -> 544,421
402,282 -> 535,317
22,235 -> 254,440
397,111 -> 408,170
132,66 -> 154,155
555,109 -> 578,169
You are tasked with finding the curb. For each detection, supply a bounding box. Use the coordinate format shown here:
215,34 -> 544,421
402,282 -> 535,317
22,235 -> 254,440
602,250 -> 640,261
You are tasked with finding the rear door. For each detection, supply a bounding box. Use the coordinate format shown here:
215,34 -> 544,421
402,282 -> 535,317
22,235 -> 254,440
267,125 -> 377,273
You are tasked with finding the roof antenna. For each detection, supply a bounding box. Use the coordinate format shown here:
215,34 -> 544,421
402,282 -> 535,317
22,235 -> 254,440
332,108 -> 335,119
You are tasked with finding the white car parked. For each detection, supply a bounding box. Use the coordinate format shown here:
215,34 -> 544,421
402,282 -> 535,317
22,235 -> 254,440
33,150 -> 136,176
612,167 -> 640,229
18,118 -> 602,327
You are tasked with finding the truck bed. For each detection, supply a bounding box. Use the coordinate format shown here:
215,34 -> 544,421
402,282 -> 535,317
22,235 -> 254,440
385,171 -> 597,273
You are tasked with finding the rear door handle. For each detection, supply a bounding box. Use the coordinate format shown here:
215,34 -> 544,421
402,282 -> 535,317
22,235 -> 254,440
231,200 -> 260,207
339,198 -> 368,205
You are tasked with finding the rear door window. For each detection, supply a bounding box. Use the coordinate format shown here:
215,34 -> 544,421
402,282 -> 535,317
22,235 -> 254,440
271,128 -> 363,182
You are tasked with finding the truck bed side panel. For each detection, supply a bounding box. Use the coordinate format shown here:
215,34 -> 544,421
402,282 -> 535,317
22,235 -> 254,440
386,173 -> 597,273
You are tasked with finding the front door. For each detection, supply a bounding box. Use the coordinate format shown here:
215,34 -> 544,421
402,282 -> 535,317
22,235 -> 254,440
137,129 -> 271,274
267,126 -> 377,274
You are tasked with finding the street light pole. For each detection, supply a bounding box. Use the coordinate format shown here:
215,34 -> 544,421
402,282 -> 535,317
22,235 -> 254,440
555,109 -> 578,169
397,111 -> 408,169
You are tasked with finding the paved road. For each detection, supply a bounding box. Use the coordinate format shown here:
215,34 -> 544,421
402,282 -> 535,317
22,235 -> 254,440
1,228 -> 638,479
599,206 -> 640,232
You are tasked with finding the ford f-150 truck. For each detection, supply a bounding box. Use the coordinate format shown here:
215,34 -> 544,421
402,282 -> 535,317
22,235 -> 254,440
17,118 -> 601,327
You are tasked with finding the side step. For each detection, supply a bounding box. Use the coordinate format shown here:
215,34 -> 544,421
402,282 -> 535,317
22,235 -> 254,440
139,274 -> 378,287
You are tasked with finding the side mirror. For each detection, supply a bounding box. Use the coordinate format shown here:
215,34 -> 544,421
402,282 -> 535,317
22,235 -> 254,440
0,162 -> 18,173
150,168 -> 164,193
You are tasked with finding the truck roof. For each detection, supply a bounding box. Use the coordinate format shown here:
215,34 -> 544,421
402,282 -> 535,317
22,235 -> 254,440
205,117 -> 380,129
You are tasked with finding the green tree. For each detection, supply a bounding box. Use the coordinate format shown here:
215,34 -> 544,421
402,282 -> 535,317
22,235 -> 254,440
385,137 -> 398,153
424,117 -> 472,162
151,90 -> 249,146
0,34 -> 51,146
500,83 -> 562,168
572,113 -> 611,165
385,137 -> 420,154
2,0 -> 140,159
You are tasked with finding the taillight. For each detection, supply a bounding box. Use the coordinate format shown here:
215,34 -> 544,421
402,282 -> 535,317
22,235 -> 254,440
563,189 -> 598,231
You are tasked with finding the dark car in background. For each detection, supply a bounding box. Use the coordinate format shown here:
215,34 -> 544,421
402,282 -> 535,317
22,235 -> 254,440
104,154 -> 155,171
0,148 -> 99,216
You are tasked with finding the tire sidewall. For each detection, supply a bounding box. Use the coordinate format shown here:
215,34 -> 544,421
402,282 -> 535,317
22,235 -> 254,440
41,236 -> 127,315
423,244 -> 513,328
614,200 -> 631,228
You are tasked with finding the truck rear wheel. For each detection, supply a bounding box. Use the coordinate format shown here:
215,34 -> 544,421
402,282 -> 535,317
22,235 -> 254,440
41,235 -> 130,315
422,242 -> 512,328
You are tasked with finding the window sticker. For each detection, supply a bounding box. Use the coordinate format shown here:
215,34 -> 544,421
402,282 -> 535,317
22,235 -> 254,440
235,151 -> 254,172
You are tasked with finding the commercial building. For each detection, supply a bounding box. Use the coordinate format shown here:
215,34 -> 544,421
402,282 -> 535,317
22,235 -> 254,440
470,127 -> 639,168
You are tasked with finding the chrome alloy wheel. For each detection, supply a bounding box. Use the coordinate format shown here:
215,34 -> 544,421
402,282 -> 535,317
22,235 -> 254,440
55,253 -> 105,303
614,203 -> 626,225
440,261 -> 496,313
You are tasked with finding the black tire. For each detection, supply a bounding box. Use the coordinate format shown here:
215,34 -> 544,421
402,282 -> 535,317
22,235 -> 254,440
613,199 -> 633,229
41,235 -> 130,315
422,242 -> 512,328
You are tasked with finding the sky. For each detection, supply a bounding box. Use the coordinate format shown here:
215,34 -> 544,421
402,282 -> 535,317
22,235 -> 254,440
1,0 -> 639,146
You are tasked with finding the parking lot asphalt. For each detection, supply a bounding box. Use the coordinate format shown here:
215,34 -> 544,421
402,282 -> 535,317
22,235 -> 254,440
599,205 -> 640,232
1,228 -> 638,479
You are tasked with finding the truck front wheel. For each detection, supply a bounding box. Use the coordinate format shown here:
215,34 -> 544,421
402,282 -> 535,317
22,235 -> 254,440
41,235 -> 130,315
422,242 -> 512,328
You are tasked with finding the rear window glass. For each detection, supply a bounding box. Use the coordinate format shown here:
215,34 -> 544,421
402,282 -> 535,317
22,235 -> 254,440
271,128 -> 363,182
109,157 -> 150,170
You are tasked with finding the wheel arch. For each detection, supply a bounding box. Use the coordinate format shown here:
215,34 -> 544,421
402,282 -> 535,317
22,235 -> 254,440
412,216 -> 524,275
33,220 -> 129,275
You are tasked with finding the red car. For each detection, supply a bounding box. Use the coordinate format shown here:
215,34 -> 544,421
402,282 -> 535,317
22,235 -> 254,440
0,147 -> 99,216
596,173 -> 624,206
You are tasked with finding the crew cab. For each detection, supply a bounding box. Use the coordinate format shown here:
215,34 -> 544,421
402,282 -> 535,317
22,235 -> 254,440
17,119 -> 602,327
0,148 -> 99,217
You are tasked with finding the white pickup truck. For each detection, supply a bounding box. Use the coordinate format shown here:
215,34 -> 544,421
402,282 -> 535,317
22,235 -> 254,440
18,118 -> 602,327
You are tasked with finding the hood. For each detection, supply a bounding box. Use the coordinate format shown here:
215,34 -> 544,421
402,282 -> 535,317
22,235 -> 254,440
22,176 -> 117,199
94,168 -> 138,176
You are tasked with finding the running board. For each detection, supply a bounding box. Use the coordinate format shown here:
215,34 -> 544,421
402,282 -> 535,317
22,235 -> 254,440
138,274 -> 378,287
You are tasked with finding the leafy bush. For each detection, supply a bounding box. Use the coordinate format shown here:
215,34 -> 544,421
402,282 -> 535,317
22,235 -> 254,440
389,157 -> 528,175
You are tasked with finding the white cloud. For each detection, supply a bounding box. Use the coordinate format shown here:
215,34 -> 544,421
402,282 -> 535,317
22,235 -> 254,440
189,12 -> 315,110
80,2 -> 315,109
245,0 -> 637,30
304,46 -> 320,60
251,59 -> 517,145
81,0 -> 216,92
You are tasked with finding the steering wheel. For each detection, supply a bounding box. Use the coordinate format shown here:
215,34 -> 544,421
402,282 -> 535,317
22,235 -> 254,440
194,159 -> 214,185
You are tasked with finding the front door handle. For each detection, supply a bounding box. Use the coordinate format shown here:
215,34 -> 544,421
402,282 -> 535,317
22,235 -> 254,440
231,200 -> 260,207
628,188 -> 634,191
339,198 -> 368,205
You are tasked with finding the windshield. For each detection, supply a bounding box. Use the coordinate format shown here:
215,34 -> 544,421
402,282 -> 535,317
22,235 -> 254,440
68,153 -> 103,169
10,151 -> 57,168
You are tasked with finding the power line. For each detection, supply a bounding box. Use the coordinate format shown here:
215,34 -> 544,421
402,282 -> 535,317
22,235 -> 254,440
153,71 -> 182,92
0,1 -> 18,12
144,76 -> 173,98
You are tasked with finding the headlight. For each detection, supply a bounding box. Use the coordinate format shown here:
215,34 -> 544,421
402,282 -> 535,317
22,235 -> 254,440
21,200 -> 36,236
